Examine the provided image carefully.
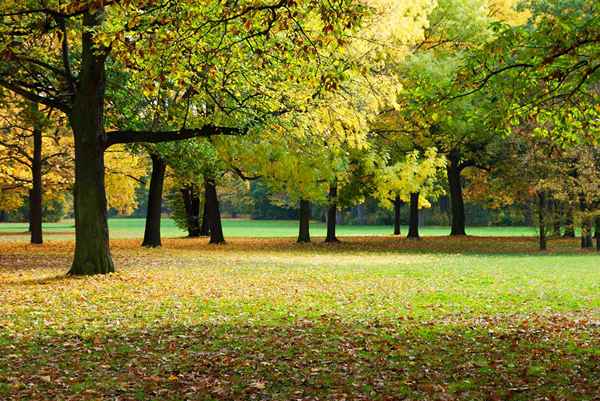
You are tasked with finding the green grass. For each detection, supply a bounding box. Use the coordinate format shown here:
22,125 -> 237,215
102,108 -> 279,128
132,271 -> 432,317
0,217 -> 540,240
0,236 -> 598,400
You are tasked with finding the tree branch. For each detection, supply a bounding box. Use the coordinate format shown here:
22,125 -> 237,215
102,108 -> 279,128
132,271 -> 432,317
104,125 -> 245,148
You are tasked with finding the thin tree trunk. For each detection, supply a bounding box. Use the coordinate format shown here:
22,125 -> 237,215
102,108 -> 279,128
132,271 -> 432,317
538,192 -> 547,251
594,216 -> 600,252
325,182 -> 339,243
205,178 -> 225,244
580,197 -> 593,249
199,200 -> 209,236
142,154 -> 166,247
407,192 -> 420,240
393,195 -> 402,236
29,113 -> 43,244
68,11 -> 114,275
297,199 -> 311,243
549,199 -> 561,237
181,186 -> 201,237
447,155 -> 466,236
563,204 -> 575,238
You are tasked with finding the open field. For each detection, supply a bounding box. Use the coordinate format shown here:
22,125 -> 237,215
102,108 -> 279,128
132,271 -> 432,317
0,236 -> 598,400
0,218 -> 541,241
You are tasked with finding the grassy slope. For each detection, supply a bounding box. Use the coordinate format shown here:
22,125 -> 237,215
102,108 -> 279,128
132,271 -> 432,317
0,217 -> 539,240
0,236 -> 598,400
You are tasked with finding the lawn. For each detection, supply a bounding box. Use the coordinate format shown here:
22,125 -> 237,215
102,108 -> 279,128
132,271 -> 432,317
0,235 -> 598,400
0,218 -> 540,241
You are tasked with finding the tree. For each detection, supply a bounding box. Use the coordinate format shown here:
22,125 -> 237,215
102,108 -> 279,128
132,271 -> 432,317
0,99 -> 72,243
0,1 -> 369,274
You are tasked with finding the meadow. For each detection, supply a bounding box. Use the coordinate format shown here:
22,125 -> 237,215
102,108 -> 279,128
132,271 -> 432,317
0,221 -> 598,400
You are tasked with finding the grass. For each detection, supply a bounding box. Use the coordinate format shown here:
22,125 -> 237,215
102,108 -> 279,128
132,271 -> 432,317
0,217 -> 540,241
0,234 -> 598,400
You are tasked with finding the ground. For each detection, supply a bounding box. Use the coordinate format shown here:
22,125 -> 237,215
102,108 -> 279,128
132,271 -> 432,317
0,221 -> 598,400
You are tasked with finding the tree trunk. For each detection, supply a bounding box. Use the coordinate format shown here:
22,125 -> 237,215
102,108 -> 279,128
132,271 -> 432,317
594,216 -> 600,252
142,154 -> 166,247
199,200 -> 209,236
581,218 -> 593,249
297,199 -> 311,243
205,178 -> 225,244
563,204 -> 575,238
579,197 -> 593,249
549,199 -> 561,237
181,186 -> 201,237
68,11 -> 114,275
447,155 -> 466,236
538,192 -> 547,251
29,115 -> 43,244
407,192 -> 420,240
393,195 -> 402,236
325,182 -> 339,243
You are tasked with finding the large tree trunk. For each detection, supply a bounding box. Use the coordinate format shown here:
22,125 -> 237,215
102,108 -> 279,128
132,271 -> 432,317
325,182 -> 339,243
393,195 -> 402,236
537,192 -> 547,251
407,192 -> 420,240
142,154 -> 166,247
181,186 -> 201,237
447,154 -> 466,236
29,124 -> 43,244
297,199 -> 311,243
68,11 -> 114,275
205,178 -> 225,244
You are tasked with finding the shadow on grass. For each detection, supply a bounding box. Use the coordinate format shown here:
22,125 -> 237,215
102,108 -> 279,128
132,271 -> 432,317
0,316 -> 598,400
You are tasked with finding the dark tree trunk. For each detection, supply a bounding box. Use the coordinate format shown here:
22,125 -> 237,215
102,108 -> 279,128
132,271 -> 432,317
563,204 -> 575,238
181,186 -> 201,237
580,197 -> 593,249
407,192 -> 420,240
447,154 -> 466,236
393,195 -> 402,236
549,199 -> 561,237
537,192 -> 547,251
325,182 -> 339,243
205,178 -> 225,244
594,216 -> 600,252
142,154 -> 166,247
297,199 -> 311,243
68,11 -> 114,275
199,200 -> 209,236
29,109 -> 43,244
581,218 -> 593,249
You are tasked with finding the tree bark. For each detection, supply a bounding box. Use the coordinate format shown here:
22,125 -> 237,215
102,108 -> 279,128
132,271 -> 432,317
181,186 -> 201,237
205,178 -> 225,244
68,11 -> 114,275
142,154 -> 166,247
447,154 -> 466,236
297,199 -> 311,243
29,119 -> 43,244
325,182 -> 339,243
393,195 -> 402,236
407,192 -> 420,240
538,192 -> 547,251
